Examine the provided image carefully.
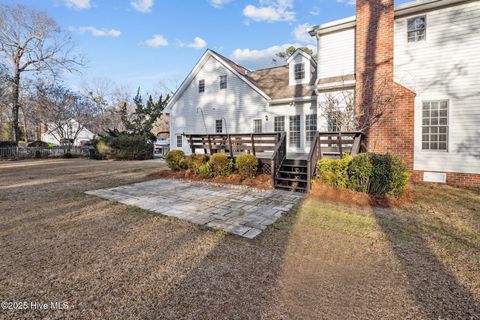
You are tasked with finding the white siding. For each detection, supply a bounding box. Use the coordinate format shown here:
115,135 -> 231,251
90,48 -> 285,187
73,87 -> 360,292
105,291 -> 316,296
317,28 -> 355,79
169,56 -> 268,154
394,1 -> 480,174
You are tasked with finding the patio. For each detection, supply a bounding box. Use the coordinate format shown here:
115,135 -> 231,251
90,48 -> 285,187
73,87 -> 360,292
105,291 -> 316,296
86,178 -> 304,238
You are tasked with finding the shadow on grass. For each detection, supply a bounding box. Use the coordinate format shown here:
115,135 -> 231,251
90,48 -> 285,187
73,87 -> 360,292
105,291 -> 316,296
373,206 -> 480,319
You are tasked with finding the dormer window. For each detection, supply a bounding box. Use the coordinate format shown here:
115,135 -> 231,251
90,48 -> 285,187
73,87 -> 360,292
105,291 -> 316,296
198,79 -> 205,93
294,63 -> 305,80
407,16 -> 426,42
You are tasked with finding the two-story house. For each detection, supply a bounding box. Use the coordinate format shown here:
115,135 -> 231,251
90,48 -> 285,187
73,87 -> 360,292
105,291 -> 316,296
166,0 -> 480,190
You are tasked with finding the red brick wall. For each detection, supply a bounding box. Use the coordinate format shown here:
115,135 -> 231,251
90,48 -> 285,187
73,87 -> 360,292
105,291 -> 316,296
412,171 -> 480,192
355,0 -> 416,171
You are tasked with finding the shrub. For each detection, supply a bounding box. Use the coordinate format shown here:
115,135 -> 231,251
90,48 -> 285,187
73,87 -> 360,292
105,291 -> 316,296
27,140 -> 49,148
166,150 -> 187,171
197,163 -> 213,178
63,152 -> 73,159
187,154 -> 209,174
236,154 -> 258,178
208,153 -> 233,177
96,134 -> 154,160
316,155 -> 352,188
368,153 -> 409,197
347,153 -> 373,193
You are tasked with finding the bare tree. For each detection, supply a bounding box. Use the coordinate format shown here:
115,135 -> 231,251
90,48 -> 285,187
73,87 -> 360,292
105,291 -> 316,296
0,4 -> 83,142
317,73 -> 399,137
33,83 -> 95,149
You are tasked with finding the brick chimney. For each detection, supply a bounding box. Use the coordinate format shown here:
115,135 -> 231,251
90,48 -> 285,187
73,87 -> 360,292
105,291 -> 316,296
355,0 -> 416,170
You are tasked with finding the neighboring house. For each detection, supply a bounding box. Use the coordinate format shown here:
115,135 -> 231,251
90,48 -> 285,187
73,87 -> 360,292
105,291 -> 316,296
41,119 -> 95,146
166,0 -> 480,189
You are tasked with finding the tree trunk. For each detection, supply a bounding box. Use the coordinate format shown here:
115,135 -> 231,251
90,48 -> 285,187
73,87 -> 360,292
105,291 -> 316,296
11,69 -> 21,143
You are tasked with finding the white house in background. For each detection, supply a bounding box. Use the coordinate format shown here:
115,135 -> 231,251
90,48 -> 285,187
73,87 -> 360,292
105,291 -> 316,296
165,0 -> 480,189
41,119 -> 95,146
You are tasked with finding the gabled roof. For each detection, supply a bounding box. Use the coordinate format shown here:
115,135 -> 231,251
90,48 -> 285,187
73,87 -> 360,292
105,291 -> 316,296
247,65 -> 317,100
165,49 -> 270,112
286,48 -> 317,66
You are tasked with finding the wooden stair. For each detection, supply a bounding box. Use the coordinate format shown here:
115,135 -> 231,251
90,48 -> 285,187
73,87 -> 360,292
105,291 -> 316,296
274,159 -> 308,192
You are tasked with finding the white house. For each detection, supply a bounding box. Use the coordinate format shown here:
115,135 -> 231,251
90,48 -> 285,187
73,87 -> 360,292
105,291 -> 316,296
166,0 -> 480,190
41,119 -> 95,146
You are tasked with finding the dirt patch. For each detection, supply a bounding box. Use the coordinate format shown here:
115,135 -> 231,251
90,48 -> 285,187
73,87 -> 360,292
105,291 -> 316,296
147,169 -> 273,190
310,182 -> 412,208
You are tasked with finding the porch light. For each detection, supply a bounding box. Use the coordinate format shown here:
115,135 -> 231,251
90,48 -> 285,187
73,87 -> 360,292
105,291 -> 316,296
265,115 -> 269,121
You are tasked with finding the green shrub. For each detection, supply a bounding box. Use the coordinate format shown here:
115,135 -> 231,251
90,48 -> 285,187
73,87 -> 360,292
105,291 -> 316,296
187,154 -> 209,174
95,134 -> 154,160
236,154 -> 258,178
63,152 -> 73,159
166,150 -> 187,171
208,153 -> 233,176
27,140 -> 49,148
197,163 -> 213,178
368,153 -> 409,197
347,153 -> 373,193
316,155 -> 352,188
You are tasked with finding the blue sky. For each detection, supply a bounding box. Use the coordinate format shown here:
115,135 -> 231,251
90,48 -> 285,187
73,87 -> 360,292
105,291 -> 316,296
3,0 -> 410,93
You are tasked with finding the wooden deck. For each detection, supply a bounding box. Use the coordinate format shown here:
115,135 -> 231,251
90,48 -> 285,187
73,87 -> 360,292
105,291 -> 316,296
185,132 -> 365,192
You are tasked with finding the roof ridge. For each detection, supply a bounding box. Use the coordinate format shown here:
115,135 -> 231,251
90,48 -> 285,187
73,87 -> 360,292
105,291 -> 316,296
209,49 -> 251,75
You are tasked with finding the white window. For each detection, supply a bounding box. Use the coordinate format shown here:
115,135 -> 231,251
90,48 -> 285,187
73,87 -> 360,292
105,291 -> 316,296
176,135 -> 183,148
422,100 -> 448,151
289,115 -> 301,148
294,63 -> 305,80
219,75 -> 227,89
215,119 -> 223,133
274,116 -> 285,132
305,114 -> 317,146
407,16 -> 426,42
198,79 -> 205,93
253,119 -> 262,133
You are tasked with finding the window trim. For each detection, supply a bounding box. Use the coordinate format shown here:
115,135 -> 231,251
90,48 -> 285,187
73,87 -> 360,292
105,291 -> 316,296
421,99 -> 449,152
305,114 -> 317,146
219,75 -> 227,90
294,63 -> 305,80
289,115 -> 301,148
274,116 -> 285,132
253,119 -> 262,133
407,15 -> 427,43
198,79 -> 205,93
176,135 -> 183,148
215,119 -> 223,133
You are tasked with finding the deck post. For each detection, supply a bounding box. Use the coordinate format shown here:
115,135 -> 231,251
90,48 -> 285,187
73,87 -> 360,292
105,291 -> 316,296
251,134 -> 256,156
207,135 -> 213,154
338,132 -> 343,157
188,135 -> 195,154
228,134 -> 233,158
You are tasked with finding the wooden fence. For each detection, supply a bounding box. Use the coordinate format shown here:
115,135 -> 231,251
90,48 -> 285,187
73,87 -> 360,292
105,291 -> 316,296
0,146 -> 89,159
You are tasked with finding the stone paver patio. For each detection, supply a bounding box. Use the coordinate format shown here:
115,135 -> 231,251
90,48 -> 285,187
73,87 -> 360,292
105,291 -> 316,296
86,178 -> 304,238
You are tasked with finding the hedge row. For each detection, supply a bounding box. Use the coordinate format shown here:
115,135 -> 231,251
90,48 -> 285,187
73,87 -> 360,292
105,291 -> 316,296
316,153 -> 409,197
166,150 -> 258,178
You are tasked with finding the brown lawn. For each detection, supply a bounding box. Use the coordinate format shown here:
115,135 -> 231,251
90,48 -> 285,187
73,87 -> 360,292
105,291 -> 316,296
0,158 -> 479,319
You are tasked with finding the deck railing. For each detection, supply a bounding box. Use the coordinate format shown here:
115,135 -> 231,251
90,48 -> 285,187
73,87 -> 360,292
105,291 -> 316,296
306,131 -> 364,190
271,132 -> 287,186
185,133 -> 280,157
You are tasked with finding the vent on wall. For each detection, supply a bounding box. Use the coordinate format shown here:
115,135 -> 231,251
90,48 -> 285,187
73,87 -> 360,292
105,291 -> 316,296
423,172 -> 447,183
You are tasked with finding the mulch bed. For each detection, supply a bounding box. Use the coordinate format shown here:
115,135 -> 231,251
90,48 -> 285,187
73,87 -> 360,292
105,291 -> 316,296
310,182 -> 412,208
147,170 -> 273,190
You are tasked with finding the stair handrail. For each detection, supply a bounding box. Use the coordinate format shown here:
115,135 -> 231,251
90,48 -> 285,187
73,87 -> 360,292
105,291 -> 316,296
271,132 -> 287,187
306,131 -> 321,190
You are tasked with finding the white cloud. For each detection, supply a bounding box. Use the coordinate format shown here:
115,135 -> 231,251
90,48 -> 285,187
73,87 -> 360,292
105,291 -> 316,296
64,0 -> 91,10
145,34 -> 169,47
337,0 -> 356,5
131,0 -> 154,13
232,43 -> 315,69
292,23 -> 315,44
309,6 -> 320,16
74,26 -> 121,37
210,0 -> 232,8
178,37 -> 207,50
243,0 -> 295,23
